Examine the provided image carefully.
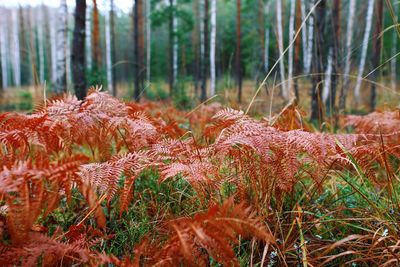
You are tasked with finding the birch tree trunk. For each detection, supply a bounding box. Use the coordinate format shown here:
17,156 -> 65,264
66,13 -> 72,89
338,0 -> 356,113
85,4 -> 92,70
300,0 -> 308,72
353,0 -> 374,104
305,0 -> 314,74
322,48 -> 333,102
105,0 -> 113,94
264,2 -> 270,73
55,0 -> 68,93
276,0 -> 287,99
72,0 -> 86,100
287,0 -> 296,99
369,0 -> 383,111
192,0 -> 200,97
201,0 -> 209,102
37,5 -> 45,84
50,7 -> 58,85
210,0 -> 216,96
11,8 -> 21,87
0,10 -> 9,89
168,0 -> 174,96
391,1 -> 398,91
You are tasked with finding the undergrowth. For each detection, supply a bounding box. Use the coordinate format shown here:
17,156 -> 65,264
0,87 -> 400,266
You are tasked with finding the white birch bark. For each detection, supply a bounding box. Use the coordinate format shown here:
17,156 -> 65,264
50,7 -> 57,84
210,0 -> 216,96
11,8 -> 21,87
0,10 -> 9,89
305,0 -> 314,74
66,13 -> 72,89
37,5 -> 45,84
342,0 -> 356,99
172,0 -> 178,85
200,0 -> 205,77
105,0 -> 113,93
323,48 -> 333,102
146,0 -> 151,82
354,0 -> 374,102
55,0 -> 68,93
391,1 -> 398,90
85,4 -> 92,70
276,0 -> 287,98
300,0 -> 308,71
288,0 -> 296,97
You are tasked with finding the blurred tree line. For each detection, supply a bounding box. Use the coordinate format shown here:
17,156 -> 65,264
0,0 -> 399,121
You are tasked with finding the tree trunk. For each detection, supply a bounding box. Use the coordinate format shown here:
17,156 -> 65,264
353,0 -> 374,104
168,0 -> 174,96
134,0 -> 144,101
55,0 -> 68,94
111,0 -> 117,96
11,9 -> 21,87
210,0 -> 216,96
0,9 -> 9,89
85,4 -> 92,70
293,0 -> 302,100
145,0 -> 151,83
201,0 -> 209,102
310,0 -> 326,123
172,0 -> 178,90
19,6 -> 29,85
325,0 -> 340,115
72,0 -> 86,100
276,0 -> 287,99
287,0 -> 296,99
50,7 -> 58,85
236,0 -> 242,103
192,0 -> 200,97
391,1 -> 398,91
370,0 -> 383,111
105,0 -> 113,95
338,0 -> 356,113
37,4 -> 45,85
92,0 -> 101,69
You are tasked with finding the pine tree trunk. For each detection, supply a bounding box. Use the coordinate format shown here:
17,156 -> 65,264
287,0 -> 296,99
210,0 -> 216,96
134,0 -> 143,101
92,0 -> 101,70
325,0 -> 340,115
201,0 -> 209,102
310,0 -> 326,123
293,0 -> 302,100
168,0 -> 174,96
338,0 -> 356,113
19,6 -> 29,85
145,0 -> 151,84
105,0 -> 113,95
172,0 -> 178,89
236,0 -> 242,103
354,0 -> 374,104
370,0 -> 383,111
55,0 -> 68,94
72,0 -> 86,100
276,0 -> 287,99
391,1 -> 398,91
